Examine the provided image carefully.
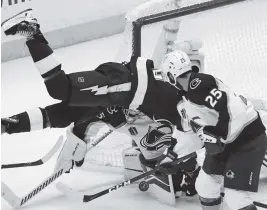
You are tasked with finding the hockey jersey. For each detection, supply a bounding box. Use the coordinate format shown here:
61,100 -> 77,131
176,73 -> 266,146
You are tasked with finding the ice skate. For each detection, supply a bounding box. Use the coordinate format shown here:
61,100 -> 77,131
1,8 -> 40,39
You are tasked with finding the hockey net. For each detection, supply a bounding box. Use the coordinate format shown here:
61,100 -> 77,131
84,0 -> 267,169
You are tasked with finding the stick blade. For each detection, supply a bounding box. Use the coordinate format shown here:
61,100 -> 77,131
1,182 -> 21,208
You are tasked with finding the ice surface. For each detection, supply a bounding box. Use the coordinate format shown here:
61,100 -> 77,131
1,23 -> 267,210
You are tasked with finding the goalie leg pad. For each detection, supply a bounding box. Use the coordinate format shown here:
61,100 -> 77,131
54,124 -> 87,172
122,147 -> 143,179
145,173 -> 176,206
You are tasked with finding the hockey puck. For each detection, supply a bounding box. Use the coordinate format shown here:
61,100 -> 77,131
139,181 -> 149,192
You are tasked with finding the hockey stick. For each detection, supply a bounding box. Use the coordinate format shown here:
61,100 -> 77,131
1,161 -> 72,208
1,129 -> 113,208
1,137 -> 63,169
56,149 -> 202,203
254,201 -> 267,209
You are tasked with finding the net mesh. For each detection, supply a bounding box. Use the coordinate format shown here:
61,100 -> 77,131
117,0 -> 267,99
84,125 -> 132,168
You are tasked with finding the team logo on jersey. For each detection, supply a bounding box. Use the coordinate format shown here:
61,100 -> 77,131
226,170 -> 235,179
80,83 -> 131,95
190,78 -> 201,89
78,77 -> 85,83
140,126 -> 172,151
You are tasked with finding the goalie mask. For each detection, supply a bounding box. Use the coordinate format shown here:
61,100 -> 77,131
161,50 -> 192,90
138,124 -> 176,161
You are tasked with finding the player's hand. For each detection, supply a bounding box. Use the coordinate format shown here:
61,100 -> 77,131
195,126 -> 218,144
181,166 -> 200,196
156,148 -> 179,175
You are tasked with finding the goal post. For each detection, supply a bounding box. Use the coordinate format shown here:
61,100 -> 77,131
131,0 -> 247,57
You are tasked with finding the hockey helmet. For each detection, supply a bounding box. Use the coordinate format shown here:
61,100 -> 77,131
161,50 -> 192,90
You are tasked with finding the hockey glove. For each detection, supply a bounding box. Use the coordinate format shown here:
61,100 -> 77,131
190,120 -> 225,156
54,124 -> 87,173
1,117 -> 20,134
156,148 -> 179,175
181,166 -> 201,196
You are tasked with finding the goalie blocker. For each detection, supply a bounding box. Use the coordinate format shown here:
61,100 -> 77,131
122,123 -> 199,205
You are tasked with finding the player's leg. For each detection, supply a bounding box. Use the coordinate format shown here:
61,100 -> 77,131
1,102 -> 96,135
195,169 -> 224,210
223,132 -> 267,210
55,106 -> 126,170
1,9 -> 70,101
2,9 -> 126,107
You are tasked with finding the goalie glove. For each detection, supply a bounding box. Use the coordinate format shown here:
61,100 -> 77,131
156,147 -> 179,175
54,124 -> 87,173
190,120 -> 225,156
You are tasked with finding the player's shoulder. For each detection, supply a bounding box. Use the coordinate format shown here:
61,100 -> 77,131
187,73 -> 218,105
188,73 -> 217,91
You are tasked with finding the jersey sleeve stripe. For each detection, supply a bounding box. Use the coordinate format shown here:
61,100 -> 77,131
27,108 -> 44,131
129,57 -> 149,109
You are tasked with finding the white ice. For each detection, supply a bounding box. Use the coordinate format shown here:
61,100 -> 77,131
1,32 -> 267,210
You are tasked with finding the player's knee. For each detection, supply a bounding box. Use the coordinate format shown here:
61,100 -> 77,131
44,70 -> 70,100
195,169 -> 223,199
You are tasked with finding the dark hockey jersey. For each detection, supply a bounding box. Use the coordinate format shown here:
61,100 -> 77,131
176,73 -> 266,145
4,57 -> 183,136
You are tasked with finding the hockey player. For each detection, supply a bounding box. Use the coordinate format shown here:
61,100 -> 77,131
1,9 -> 201,201
159,50 -> 267,210
2,9 -> 267,207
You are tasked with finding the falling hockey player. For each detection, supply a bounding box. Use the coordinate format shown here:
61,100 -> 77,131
1,8 -> 204,205
158,50 -> 267,210
2,8 -> 267,208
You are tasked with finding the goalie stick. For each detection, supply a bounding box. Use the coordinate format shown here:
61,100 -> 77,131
1,137 -> 63,169
56,149 -> 203,203
1,129 -> 114,208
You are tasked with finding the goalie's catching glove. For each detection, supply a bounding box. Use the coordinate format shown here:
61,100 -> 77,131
156,147 -> 179,175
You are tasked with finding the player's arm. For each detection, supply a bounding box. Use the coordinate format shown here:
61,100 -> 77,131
188,74 -> 230,155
